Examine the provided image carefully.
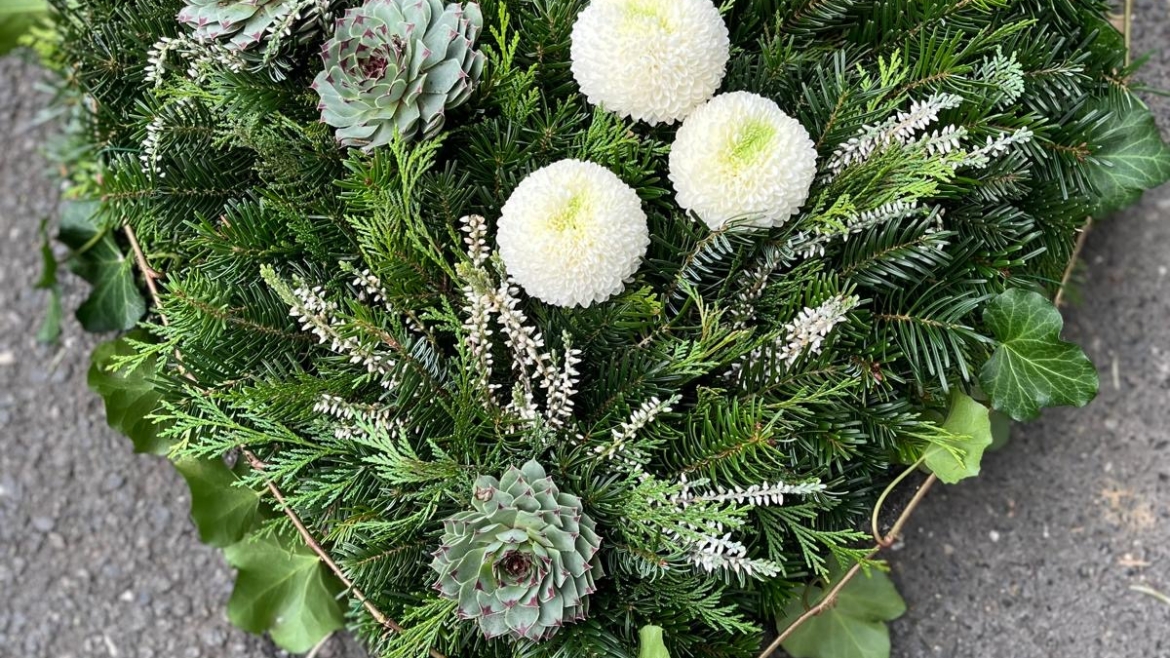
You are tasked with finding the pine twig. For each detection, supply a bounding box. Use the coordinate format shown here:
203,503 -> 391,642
123,227 -> 446,658
758,473 -> 938,658
244,451 -> 448,658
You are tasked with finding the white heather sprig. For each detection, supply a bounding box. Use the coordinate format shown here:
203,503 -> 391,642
788,200 -> 923,260
593,395 -> 679,472
543,336 -> 582,429
459,216 -> 498,401
776,294 -> 861,367
673,479 -> 827,508
287,279 -> 399,388
315,394 -> 397,441
493,277 -> 553,421
827,93 -> 963,175
687,533 -> 782,579
144,34 -> 243,87
960,127 -> 1035,169
461,214 -> 491,267
139,98 -> 195,177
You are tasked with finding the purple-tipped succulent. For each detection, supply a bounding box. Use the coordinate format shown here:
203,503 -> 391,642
312,0 -> 486,147
430,460 -> 603,642
178,0 -> 334,52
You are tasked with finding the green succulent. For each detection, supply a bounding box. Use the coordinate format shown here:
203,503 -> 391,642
312,0 -> 486,147
430,460 -> 603,642
178,0 -> 335,52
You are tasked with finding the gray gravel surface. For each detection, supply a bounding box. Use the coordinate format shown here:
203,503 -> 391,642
889,1 -> 1170,656
0,56 -> 365,658
1,5 -> 1169,656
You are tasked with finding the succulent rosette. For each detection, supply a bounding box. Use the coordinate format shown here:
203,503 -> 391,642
430,461 -> 603,641
178,0 -> 334,52
312,0 -> 486,147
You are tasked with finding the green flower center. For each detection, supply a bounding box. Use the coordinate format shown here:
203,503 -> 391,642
723,119 -> 777,170
621,1 -> 673,33
547,193 -> 590,233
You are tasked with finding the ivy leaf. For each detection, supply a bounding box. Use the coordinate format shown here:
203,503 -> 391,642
58,200 -> 146,333
173,457 -> 262,548
87,332 -> 170,455
36,218 -> 62,343
638,626 -> 671,658
1086,95 -> 1170,218
923,391 -> 992,484
978,289 -> 1098,421
224,532 -> 346,653
988,410 -> 1012,452
778,561 -> 906,658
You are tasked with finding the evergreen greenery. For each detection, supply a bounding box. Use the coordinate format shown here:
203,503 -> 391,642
43,0 -> 1170,656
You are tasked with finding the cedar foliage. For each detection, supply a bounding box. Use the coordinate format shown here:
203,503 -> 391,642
47,0 -> 1168,656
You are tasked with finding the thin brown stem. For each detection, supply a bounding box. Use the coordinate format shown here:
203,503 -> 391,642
1055,218 -> 1092,308
758,474 -> 938,658
123,224 -> 165,324
244,451 -> 447,658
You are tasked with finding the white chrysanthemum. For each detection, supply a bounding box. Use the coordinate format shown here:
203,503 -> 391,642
570,0 -> 730,125
670,92 -> 818,230
498,160 -> 649,308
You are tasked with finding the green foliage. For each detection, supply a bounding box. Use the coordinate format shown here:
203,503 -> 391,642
45,0 -> 1166,656
638,626 -> 671,658
224,531 -> 346,653
924,391 -> 992,484
57,201 -> 145,333
0,0 -> 47,55
173,456 -> 262,547
979,289 -> 1099,421
87,331 -> 168,454
36,217 -> 63,343
1086,95 -> 1170,217
777,562 -> 907,658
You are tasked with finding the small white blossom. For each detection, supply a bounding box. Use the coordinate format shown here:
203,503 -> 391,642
570,0 -> 730,125
775,294 -> 861,367
593,395 -> 678,472
669,92 -> 818,230
498,159 -> 649,308
673,479 -> 827,508
828,93 -> 963,175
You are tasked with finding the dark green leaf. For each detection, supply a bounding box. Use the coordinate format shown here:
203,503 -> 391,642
225,532 -> 346,653
58,200 -> 146,333
1087,96 -> 1170,218
37,218 -> 62,343
38,286 -> 62,344
778,560 -> 906,658
924,391 -> 992,484
979,289 -> 1098,421
87,332 -> 169,454
36,217 -> 57,289
174,457 -> 262,548
988,410 -> 1012,452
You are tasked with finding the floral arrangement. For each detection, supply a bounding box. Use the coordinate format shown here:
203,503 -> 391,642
40,0 -> 1170,657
